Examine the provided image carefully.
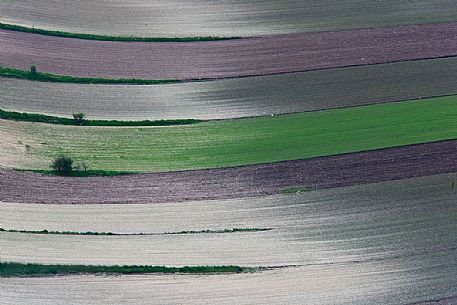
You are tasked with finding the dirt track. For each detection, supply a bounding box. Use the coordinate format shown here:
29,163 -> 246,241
2,22 -> 457,79
1,140 -> 456,204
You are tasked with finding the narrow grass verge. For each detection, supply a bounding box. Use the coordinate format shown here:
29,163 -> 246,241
0,22 -> 241,42
0,262 -> 254,277
14,169 -> 137,177
0,66 -> 182,85
0,228 -> 272,236
0,108 -> 204,127
280,187 -> 313,195
164,228 -> 273,235
6,96 -> 457,172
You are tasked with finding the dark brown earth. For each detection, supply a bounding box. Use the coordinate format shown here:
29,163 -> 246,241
2,22 -> 457,80
1,140 -> 456,204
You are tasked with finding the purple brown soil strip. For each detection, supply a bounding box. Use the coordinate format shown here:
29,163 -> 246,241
2,23 -> 457,80
1,140 -> 456,204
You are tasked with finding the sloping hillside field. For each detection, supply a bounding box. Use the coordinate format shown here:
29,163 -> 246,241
1,140 -> 456,204
1,0 -> 457,37
1,1 -> 457,305
1,174 -> 457,304
1,98 -> 456,171
2,57 -> 457,120
2,22 -> 457,79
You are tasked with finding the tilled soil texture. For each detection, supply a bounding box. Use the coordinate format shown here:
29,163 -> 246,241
2,0 -> 457,37
1,140 -> 456,204
1,173 -> 457,303
2,267 -> 457,305
3,57 -> 457,120
3,22 -> 457,80
2,173 -> 457,267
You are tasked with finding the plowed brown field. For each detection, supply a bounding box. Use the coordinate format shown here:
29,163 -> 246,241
1,140 -> 456,204
2,22 -> 457,79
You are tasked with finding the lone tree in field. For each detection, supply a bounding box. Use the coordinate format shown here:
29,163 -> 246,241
72,112 -> 86,125
51,155 -> 73,174
30,65 -> 38,78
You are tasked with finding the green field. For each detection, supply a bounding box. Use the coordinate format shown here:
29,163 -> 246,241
0,22 -> 240,42
0,262 -> 250,277
3,97 -> 457,172
0,108 -> 203,127
0,66 -> 184,85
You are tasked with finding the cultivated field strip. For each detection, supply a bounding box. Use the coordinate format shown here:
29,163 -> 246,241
2,173 -> 457,266
1,97 -> 456,171
2,57 -> 457,120
1,264 -> 457,305
1,174 -> 457,304
0,172 -> 455,234
1,140 -> 456,204
1,0 -> 457,37
3,23 -> 457,80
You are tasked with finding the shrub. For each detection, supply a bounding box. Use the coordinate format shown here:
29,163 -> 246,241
72,113 -> 86,125
74,161 -> 88,172
51,155 -> 73,174
30,65 -> 37,77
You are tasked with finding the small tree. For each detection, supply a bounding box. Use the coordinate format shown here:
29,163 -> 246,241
51,155 -> 73,174
74,161 -> 88,172
30,65 -> 37,77
72,113 -> 86,125
81,161 -> 88,172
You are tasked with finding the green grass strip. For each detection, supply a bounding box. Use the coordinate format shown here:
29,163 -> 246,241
0,228 -> 272,236
0,108 -> 204,127
0,22 -> 241,42
0,66 -> 182,85
15,169 -> 137,177
0,262 -> 253,277
0,228 -> 118,236
8,96 -> 457,172
165,228 -> 273,235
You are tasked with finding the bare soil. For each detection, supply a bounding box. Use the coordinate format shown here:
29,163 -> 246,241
2,23 -> 457,80
3,57 -> 457,120
1,140 -> 456,204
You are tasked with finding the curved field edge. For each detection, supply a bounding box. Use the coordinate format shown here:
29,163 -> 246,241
0,66 -> 182,85
2,0 -> 457,37
2,57 -> 457,121
3,22 -> 457,80
0,108 -> 204,127
0,23 -> 241,42
1,92 -> 456,128
1,173 -> 456,289
14,169 -> 137,177
1,141 -> 456,204
0,262 -> 257,277
1,97 -> 456,172
412,296 -> 457,305
0,228 -> 272,236
1,172 -> 455,231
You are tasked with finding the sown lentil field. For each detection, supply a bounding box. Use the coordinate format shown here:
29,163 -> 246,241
1,1 -> 457,304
